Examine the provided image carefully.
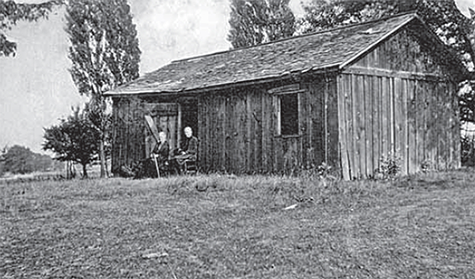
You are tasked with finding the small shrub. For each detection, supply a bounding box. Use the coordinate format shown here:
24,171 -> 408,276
461,134 -> 475,167
375,152 -> 401,180
421,159 -> 435,173
317,162 -> 331,177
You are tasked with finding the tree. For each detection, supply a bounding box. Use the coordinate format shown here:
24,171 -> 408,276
295,0 -> 399,34
43,108 -> 101,178
0,0 -> 62,56
1,145 -> 35,174
228,0 -> 295,49
459,10 -> 475,124
65,0 -> 141,177
0,145 -> 60,176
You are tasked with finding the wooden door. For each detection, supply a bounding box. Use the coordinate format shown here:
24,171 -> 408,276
143,103 -> 178,157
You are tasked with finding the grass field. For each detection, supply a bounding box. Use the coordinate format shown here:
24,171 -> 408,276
1,170 -> 475,278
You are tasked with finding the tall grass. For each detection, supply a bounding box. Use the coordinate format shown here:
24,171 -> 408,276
2,170 -> 475,278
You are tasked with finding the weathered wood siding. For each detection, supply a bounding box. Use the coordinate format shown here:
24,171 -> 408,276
339,27 -> 460,179
197,77 -> 337,174
111,97 -> 179,175
111,97 -> 146,174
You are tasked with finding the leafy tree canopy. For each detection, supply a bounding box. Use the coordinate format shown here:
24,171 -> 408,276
0,0 -> 62,56
43,107 -> 101,178
228,0 -> 295,49
65,0 -> 140,100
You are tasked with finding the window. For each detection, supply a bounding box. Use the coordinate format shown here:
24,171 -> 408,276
280,93 -> 299,136
272,89 -> 302,137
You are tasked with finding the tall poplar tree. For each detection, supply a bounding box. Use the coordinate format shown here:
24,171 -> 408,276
65,0 -> 141,177
228,0 -> 295,49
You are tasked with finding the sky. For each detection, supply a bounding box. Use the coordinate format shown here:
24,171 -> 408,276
0,0 -> 473,153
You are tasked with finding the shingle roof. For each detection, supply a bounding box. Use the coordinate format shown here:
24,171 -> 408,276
106,13 -> 418,96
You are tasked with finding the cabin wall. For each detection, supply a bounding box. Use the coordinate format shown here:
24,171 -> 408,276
111,97 -> 147,174
197,76 -> 338,174
339,27 -> 460,179
111,97 -> 179,175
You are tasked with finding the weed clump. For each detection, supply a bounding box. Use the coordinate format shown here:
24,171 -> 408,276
375,152 -> 401,180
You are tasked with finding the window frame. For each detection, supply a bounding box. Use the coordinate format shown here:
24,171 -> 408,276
272,89 -> 305,138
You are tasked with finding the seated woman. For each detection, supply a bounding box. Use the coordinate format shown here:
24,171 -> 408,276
151,131 -> 170,167
143,131 -> 169,177
172,126 -> 198,173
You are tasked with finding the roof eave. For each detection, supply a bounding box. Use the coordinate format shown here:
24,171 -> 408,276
105,64 -> 341,98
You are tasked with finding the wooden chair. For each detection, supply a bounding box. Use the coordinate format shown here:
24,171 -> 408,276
183,159 -> 197,175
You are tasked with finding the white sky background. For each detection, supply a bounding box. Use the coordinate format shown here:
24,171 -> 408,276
0,0 -> 473,153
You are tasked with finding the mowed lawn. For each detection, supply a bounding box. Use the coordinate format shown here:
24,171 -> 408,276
1,170 -> 475,278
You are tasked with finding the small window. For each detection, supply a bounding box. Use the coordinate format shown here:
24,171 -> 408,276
273,91 -> 300,137
280,94 -> 299,135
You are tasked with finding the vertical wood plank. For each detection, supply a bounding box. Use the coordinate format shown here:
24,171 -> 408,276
401,78 -> 408,175
262,91 -> 269,172
416,80 -> 425,170
197,98 -> 206,171
389,77 -> 395,155
427,82 -> 436,165
344,74 -> 354,178
219,94 -> 226,173
437,81 -> 447,170
226,94 -> 233,172
111,98 -> 120,174
423,82 -> 432,163
381,76 -> 389,158
327,76 -> 340,172
356,74 -> 366,178
312,79 -> 325,166
324,77 -> 329,164
177,103 -> 182,149
124,99 -> 130,166
210,94 -> 217,171
205,96 -> 211,172
298,88 -> 306,169
394,77 -> 403,169
351,74 -> 361,178
306,84 -> 313,168
364,75 -> 373,177
407,79 -> 418,173
267,90 -> 275,172
247,92 -> 253,173
338,75 -> 350,180
238,93 -> 247,173
272,93 -> 281,172
254,90 -> 263,172
373,76 -> 381,173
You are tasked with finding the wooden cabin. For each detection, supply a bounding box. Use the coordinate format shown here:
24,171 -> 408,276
105,13 -> 467,179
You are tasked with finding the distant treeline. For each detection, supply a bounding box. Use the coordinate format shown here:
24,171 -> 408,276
0,145 -> 63,177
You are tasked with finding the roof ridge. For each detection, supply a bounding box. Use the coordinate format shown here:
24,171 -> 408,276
170,11 -> 417,64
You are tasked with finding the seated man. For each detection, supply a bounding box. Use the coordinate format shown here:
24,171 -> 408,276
172,126 -> 198,174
